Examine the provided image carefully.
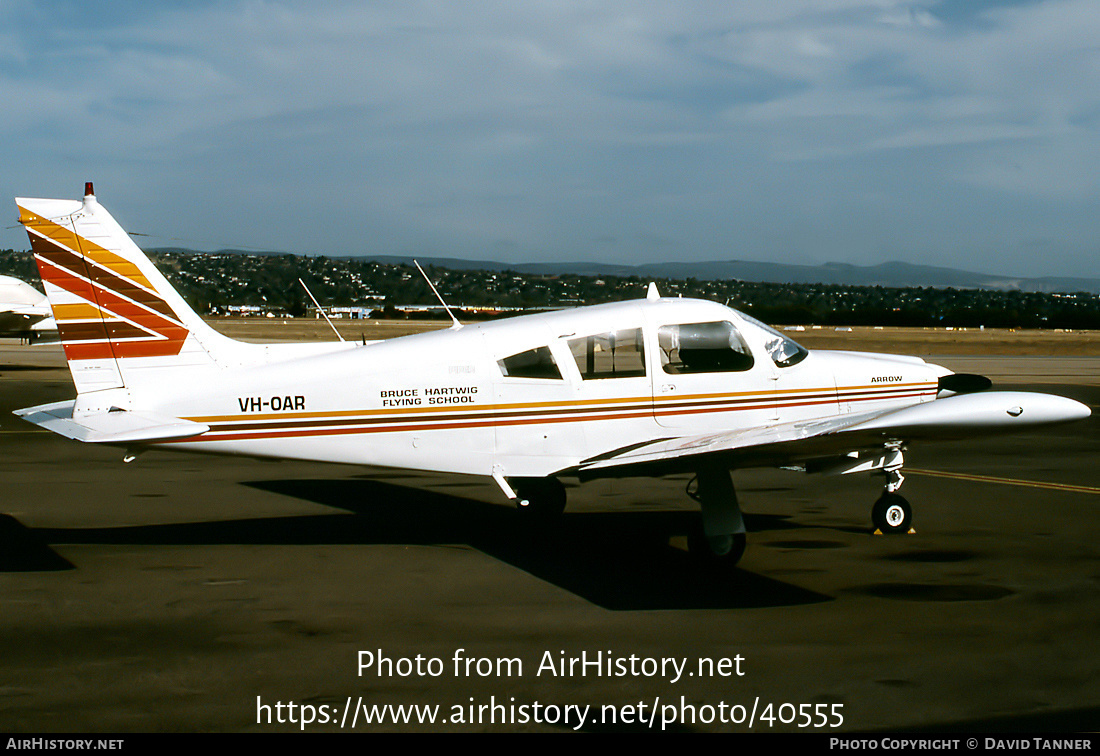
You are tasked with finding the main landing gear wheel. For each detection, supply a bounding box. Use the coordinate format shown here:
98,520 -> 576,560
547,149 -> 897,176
872,492 -> 912,534
688,529 -> 747,568
512,477 -> 566,521
688,468 -> 747,569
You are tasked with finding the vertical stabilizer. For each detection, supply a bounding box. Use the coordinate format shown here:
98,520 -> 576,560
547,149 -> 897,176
15,185 -> 236,398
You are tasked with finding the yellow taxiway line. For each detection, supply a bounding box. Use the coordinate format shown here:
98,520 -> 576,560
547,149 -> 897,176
908,468 -> 1100,495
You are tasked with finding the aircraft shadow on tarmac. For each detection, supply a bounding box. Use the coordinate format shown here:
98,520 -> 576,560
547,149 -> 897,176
0,514 -> 74,572
2,478 -> 831,611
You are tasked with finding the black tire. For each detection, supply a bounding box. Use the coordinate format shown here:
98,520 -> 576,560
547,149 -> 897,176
872,493 -> 912,534
688,529 -> 747,568
513,477 -> 566,520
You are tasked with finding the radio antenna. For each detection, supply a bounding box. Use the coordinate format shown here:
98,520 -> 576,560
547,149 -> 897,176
414,260 -> 462,329
299,278 -> 345,342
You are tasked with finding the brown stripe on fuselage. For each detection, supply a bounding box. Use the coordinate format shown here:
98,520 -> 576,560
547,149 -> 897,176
177,385 -> 937,444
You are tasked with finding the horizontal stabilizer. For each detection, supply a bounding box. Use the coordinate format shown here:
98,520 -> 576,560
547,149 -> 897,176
14,400 -> 209,444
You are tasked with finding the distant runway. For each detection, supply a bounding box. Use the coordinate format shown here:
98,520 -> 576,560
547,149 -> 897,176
0,342 -> 1096,732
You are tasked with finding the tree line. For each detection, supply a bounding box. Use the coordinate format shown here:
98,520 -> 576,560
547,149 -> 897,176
1,248 -> 1096,329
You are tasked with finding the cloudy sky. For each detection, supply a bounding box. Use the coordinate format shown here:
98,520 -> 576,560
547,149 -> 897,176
2,0 -> 1098,279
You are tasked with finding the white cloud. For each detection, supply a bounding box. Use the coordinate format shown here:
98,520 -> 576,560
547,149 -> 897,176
0,0 -> 1097,279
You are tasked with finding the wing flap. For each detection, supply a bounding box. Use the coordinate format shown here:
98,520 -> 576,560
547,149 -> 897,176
576,410 -> 888,477
15,400 -> 209,444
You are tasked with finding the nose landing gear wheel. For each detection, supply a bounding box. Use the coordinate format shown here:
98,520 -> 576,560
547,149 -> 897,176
872,493 -> 912,534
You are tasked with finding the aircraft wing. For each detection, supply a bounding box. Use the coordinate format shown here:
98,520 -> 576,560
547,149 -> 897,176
0,276 -> 54,339
14,400 -> 209,444
0,308 -> 51,336
574,391 -> 1091,478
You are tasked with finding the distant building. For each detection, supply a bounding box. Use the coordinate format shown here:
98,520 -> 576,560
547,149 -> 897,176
314,306 -> 374,319
226,305 -> 276,317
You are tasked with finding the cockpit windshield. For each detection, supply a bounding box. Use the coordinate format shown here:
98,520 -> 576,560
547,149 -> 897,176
735,312 -> 809,368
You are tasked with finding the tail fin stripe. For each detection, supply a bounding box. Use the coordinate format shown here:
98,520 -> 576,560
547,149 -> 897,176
29,230 -> 178,322
86,264 -> 177,320
21,210 -> 155,290
52,303 -> 106,320
36,251 -> 179,331
55,316 -> 166,344
31,233 -> 186,328
17,192 -> 220,389
35,254 -> 100,303
34,263 -> 137,357
55,325 -> 170,350
34,247 -> 188,359
33,218 -> 124,365
80,282 -> 188,336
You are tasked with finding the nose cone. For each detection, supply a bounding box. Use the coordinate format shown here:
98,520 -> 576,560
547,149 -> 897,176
1046,395 -> 1092,423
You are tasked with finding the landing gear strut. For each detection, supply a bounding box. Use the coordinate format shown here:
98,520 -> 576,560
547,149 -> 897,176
687,468 -> 747,567
872,444 -> 913,534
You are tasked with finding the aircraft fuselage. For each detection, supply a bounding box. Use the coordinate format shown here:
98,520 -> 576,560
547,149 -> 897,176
136,298 -> 944,478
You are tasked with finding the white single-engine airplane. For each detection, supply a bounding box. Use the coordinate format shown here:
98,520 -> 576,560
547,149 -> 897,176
13,185 -> 1092,566
0,274 -> 56,342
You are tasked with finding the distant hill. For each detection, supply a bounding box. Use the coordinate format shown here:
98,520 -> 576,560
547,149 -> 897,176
150,249 -> 1100,294
366,257 -> 1100,295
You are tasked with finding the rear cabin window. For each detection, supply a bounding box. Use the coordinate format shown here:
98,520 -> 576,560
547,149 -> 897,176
498,346 -> 563,380
657,321 -> 754,374
568,329 -> 646,379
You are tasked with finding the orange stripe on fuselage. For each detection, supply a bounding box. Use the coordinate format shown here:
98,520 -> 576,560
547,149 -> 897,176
174,383 -> 937,444
183,382 -> 937,425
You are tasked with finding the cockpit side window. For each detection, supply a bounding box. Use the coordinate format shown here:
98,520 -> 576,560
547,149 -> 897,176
498,346 -> 563,380
568,328 -> 646,379
657,321 -> 754,374
736,313 -> 809,368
